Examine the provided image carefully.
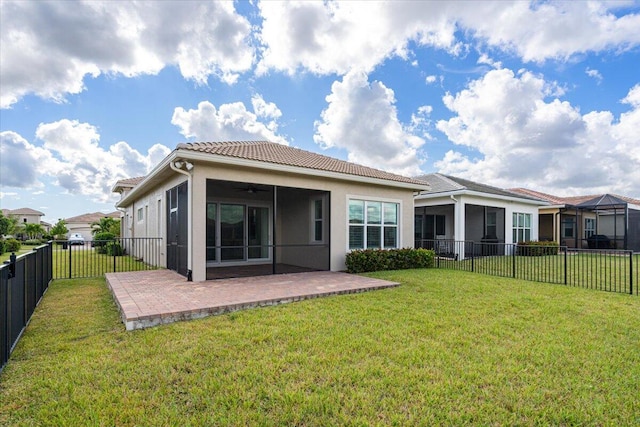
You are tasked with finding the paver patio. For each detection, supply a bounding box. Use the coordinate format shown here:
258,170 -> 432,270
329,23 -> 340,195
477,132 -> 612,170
105,270 -> 399,330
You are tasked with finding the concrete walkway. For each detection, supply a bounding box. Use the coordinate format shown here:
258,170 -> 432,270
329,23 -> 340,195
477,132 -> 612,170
105,270 -> 399,330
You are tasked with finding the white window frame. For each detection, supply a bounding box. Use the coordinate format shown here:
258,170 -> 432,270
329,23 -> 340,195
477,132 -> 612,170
347,197 -> 400,251
137,207 -> 144,223
512,212 -> 532,243
585,218 -> 596,238
310,196 -> 325,244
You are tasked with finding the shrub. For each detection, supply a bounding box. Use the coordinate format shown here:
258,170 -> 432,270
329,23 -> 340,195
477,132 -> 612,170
0,239 -> 5,255
345,248 -> 435,273
24,239 -> 42,246
516,241 -> 559,256
5,238 -> 22,253
106,241 -> 125,256
93,232 -> 116,254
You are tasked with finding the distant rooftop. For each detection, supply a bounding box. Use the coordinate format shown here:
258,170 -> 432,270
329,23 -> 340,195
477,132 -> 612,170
509,188 -> 640,206
414,174 -> 542,201
66,211 -> 120,223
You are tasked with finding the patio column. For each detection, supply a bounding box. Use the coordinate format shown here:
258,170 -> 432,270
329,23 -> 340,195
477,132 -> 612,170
454,198 -> 465,260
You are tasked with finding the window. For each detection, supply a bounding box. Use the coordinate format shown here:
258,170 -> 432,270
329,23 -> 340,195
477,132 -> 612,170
486,211 -> 497,238
562,217 -> 575,238
137,207 -> 144,222
311,197 -> 324,243
349,199 -> 399,250
512,212 -> 532,243
585,218 -> 596,238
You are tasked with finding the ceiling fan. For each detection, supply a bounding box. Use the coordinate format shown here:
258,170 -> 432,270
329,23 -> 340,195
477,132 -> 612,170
234,184 -> 270,194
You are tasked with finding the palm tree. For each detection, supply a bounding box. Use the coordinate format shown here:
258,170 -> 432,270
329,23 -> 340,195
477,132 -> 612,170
91,217 -> 120,236
23,223 -> 45,240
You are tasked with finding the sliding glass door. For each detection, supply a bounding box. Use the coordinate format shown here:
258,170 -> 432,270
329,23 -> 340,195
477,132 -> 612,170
207,203 -> 270,264
221,204 -> 245,261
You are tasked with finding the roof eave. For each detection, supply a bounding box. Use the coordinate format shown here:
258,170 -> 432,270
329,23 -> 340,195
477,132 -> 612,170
416,189 -> 548,205
117,149 -> 428,208
175,149 -> 429,191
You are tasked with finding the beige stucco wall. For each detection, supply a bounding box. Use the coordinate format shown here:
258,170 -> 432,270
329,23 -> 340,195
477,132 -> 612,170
118,161 -> 416,282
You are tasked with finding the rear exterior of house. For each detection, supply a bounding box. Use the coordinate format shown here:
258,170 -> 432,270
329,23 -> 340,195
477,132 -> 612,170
113,141 -> 428,281
510,188 -> 640,251
414,174 -> 546,259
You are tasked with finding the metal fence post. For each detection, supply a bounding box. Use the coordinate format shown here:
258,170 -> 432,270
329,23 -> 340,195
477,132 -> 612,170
630,252 -> 634,295
68,244 -> 72,279
512,245 -> 516,278
564,248 -> 567,285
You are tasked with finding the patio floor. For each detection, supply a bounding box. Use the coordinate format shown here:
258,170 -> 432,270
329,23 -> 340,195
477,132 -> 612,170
105,270 -> 399,330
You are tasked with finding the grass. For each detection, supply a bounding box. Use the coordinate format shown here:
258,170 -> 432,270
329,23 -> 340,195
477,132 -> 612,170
51,244 -> 157,279
440,253 -> 639,295
1,270 -> 639,425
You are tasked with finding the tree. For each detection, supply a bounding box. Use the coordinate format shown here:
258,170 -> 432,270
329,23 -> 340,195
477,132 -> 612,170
91,217 -> 120,237
0,212 -> 18,237
24,223 -> 45,240
51,219 -> 69,239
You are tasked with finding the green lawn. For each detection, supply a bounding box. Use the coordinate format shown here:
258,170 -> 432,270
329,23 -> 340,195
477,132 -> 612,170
51,244 -> 157,279
440,253 -> 639,295
1,270 -> 639,425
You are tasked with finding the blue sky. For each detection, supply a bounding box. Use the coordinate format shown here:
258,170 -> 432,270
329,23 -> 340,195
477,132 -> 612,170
1,0 -> 639,223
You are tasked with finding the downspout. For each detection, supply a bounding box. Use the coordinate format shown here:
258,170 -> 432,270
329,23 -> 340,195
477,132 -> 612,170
170,160 -> 193,281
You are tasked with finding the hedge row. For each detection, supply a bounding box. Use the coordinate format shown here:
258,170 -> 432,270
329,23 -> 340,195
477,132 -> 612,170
516,240 -> 560,256
345,248 -> 435,273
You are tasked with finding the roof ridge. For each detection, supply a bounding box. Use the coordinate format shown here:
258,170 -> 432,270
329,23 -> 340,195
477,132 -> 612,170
175,140 -> 427,186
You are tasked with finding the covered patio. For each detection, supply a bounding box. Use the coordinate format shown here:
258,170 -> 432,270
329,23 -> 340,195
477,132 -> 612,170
105,270 -> 400,330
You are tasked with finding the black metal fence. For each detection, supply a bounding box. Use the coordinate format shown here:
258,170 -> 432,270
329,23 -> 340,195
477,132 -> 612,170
417,239 -> 638,296
51,237 -> 162,279
1,243 -> 52,373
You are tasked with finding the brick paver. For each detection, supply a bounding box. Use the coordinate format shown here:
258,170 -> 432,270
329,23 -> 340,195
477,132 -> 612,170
105,270 -> 399,330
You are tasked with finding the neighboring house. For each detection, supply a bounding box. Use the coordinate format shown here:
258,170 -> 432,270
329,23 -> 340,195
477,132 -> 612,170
1,207 -> 49,235
413,174 -> 547,259
112,141 -> 428,282
510,188 -> 640,251
65,211 -> 121,243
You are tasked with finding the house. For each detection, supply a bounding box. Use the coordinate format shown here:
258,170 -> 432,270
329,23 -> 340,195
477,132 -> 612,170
413,174 -> 547,259
112,141 -> 429,281
509,188 -> 640,251
64,211 -> 121,242
1,207 -> 49,235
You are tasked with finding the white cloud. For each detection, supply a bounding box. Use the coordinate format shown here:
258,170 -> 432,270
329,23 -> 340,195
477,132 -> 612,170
459,1 -> 640,63
435,69 -> 640,197
256,1 -> 461,76
0,1 -> 254,108
425,75 -> 438,85
256,1 -> 639,76
171,99 -> 288,145
585,67 -> 603,84
1,121 -> 171,202
313,70 -> 426,176
0,131 -> 55,188
0,192 -> 19,200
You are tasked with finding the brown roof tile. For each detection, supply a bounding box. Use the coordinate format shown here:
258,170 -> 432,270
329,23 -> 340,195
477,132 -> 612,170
65,211 -> 120,223
176,141 -> 427,186
509,188 -> 640,206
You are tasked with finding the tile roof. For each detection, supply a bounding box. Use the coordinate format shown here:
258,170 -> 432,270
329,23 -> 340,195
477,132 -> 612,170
114,176 -> 146,188
176,141 -> 427,186
1,207 -> 45,216
65,211 -> 120,223
509,188 -> 640,206
414,174 -> 542,201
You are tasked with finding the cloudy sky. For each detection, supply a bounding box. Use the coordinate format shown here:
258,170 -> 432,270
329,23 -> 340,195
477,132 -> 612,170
1,0 -> 639,223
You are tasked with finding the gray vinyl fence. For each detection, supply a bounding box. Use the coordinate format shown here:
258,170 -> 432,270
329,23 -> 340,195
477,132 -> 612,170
417,239 -> 638,296
1,243 -> 52,373
1,238 -> 162,373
